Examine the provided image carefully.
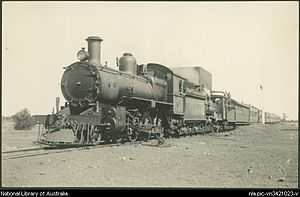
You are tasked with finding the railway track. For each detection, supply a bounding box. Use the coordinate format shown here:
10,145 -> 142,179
2,141 -> 143,160
2,125 -> 237,161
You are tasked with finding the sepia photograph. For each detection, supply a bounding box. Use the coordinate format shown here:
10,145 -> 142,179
1,1 -> 298,188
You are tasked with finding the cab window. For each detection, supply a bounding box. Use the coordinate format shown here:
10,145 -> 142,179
148,70 -> 155,77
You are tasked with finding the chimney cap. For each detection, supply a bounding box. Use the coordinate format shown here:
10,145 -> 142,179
123,53 -> 133,56
86,36 -> 103,41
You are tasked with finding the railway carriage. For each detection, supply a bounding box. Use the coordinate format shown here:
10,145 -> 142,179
234,101 -> 250,125
265,112 -> 281,124
249,105 -> 260,123
209,91 -> 252,130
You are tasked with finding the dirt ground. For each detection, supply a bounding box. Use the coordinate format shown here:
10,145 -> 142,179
1,119 -> 298,188
1,120 -> 41,152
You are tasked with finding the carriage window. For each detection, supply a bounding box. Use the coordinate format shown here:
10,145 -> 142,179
179,80 -> 186,95
154,70 -> 166,80
166,73 -> 172,80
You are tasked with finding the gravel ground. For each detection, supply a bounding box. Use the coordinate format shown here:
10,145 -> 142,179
1,120 -> 298,188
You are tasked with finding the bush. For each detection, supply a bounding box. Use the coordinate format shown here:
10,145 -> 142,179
12,108 -> 35,130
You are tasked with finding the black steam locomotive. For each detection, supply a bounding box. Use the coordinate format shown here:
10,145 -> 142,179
42,36 -> 280,145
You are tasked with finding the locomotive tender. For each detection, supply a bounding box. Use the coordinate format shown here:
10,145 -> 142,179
42,36 -> 280,145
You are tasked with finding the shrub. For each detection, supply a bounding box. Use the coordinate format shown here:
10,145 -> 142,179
12,108 -> 35,130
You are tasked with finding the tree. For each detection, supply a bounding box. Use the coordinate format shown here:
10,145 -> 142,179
12,108 -> 34,130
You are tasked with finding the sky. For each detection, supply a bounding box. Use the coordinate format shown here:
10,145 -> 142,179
2,1 -> 299,120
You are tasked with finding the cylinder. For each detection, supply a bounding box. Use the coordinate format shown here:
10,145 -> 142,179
119,53 -> 137,75
86,36 -> 103,66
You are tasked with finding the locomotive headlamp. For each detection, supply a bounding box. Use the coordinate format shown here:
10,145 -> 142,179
77,48 -> 89,61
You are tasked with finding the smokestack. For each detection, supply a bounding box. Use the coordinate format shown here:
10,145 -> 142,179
86,36 -> 103,66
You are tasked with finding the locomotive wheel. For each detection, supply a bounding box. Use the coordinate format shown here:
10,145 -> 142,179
127,128 -> 138,142
214,125 -> 219,133
141,112 -> 153,130
140,111 -> 153,141
207,124 -> 213,133
163,129 -> 170,138
221,123 -> 225,132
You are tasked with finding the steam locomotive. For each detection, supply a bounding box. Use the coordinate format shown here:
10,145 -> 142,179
41,36 -> 280,145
